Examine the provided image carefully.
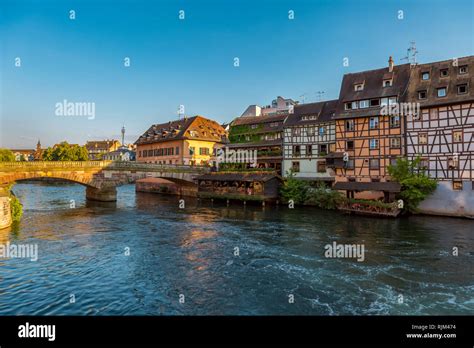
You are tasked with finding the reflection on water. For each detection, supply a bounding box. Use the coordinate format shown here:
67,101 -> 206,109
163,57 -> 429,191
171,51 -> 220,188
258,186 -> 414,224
0,182 -> 473,315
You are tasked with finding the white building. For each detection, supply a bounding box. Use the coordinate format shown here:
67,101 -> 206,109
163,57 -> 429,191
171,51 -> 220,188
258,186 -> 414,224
282,100 -> 338,183
240,96 -> 298,118
406,56 -> 474,217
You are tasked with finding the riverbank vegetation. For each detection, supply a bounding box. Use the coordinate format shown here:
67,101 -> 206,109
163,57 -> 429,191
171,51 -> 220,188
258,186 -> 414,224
1,184 -> 23,223
280,172 -> 344,209
388,157 -> 437,213
281,157 -> 437,215
10,194 -> 23,223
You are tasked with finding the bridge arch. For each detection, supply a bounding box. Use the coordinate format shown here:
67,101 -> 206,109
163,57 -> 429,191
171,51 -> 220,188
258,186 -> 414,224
0,171 -> 100,189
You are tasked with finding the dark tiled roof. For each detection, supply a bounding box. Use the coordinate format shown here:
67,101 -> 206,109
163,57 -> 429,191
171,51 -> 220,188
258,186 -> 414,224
406,56 -> 474,107
335,63 -> 412,119
135,117 -> 196,145
284,99 -> 338,127
334,181 -> 401,192
232,113 -> 287,127
85,140 -> 119,151
135,116 -> 227,145
197,172 -> 282,182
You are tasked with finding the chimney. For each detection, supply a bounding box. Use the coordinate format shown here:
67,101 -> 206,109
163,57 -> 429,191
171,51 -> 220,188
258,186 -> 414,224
388,56 -> 394,72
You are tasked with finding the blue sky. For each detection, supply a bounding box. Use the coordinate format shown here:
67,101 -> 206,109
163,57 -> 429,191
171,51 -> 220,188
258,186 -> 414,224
1,0 -> 473,148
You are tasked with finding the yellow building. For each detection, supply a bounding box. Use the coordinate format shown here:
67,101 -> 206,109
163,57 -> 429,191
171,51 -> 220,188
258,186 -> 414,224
135,115 -> 227,166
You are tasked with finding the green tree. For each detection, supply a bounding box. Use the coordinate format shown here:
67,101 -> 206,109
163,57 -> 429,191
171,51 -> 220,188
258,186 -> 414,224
280,170 -> 310,204
0,148 -> 15,162
388,157 -> 437,213
42,142 -> 89,161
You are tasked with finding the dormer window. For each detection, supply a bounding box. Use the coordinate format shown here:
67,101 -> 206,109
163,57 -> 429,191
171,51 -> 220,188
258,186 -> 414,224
459,65 -> 468,74
354,83 -> 364,91
421,72 -> 430,80
346,101 -> 358,109
440,68 -> 449,77
457,84 -> 468,94
418,90 -> 427,100
370,99 -> 380,107
437,87 -> 447,98
383,79 -> 393,87
359,100 -> 369,108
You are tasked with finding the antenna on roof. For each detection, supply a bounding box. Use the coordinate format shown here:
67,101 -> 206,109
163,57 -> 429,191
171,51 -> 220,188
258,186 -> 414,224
177,105 -> 185,120
401,41 -> 418,65
316,91 -> 325,102
299,93 -> 307,104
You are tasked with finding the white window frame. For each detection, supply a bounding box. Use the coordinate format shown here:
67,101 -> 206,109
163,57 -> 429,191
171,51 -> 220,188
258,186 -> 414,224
369,139 -> 379,149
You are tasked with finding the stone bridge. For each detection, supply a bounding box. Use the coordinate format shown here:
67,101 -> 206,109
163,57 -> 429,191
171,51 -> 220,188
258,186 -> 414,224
0,161 -> 210,202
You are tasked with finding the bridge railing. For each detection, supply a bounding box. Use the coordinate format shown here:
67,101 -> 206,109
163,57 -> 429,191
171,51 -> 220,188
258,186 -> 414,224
0,161 -> 210,173
0,161 -> 113,168
107,161 -> 210,172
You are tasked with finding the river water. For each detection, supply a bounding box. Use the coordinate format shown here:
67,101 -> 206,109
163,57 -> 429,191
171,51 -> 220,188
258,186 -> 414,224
0,182 -> 473,315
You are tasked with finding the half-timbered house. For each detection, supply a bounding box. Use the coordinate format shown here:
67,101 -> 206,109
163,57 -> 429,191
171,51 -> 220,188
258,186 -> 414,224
282,100 -> 338,184
406,56 -> 474,217
328,57 -> 411,199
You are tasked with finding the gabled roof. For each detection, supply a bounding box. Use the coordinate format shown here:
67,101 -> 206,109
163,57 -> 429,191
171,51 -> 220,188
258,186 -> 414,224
335,62 -> 412,118
284,99 -> 338,127
85,140 -> 120,150
231,113 -> 287,127
135,115 -> 227,145
406,55 -> 474,107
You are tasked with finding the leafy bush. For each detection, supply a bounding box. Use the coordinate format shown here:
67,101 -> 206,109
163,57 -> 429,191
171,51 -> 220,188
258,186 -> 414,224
10,195 -> 23,223
388,157 -> 437,213
306,183 -> 345,209
279,171 -> 310,204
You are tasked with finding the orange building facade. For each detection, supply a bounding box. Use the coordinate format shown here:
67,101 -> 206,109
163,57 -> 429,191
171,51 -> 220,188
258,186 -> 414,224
327,58 -> 412,200
135,115 -> 227,166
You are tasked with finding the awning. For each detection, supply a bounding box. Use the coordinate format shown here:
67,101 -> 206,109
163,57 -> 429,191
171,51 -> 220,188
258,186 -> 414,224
326,152 -> 345,159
